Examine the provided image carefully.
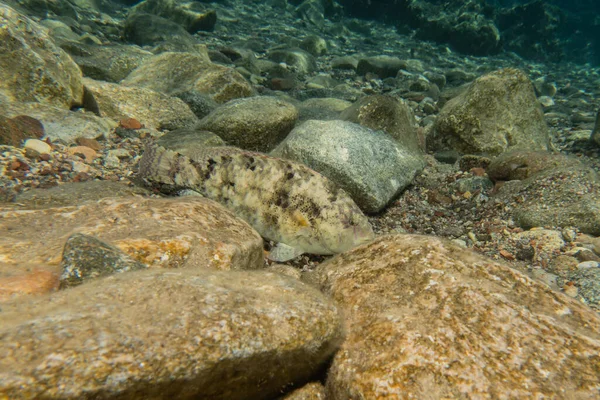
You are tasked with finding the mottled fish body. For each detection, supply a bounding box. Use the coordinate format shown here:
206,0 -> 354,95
138,144 -> 374,260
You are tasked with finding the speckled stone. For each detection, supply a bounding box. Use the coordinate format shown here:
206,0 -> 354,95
429,68 -> 550,156
59,233 -> 147,289
281,382 -> 326,399
0,268 -> 343,399
271,120 -> 424,213
316,234 -> 600,399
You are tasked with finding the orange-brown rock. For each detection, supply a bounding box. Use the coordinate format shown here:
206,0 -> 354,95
0,196 -> 264,301
0,268 -> 342,399
315,234 -> 600,399
0,267 -> 59,302
67,145 -> 98,162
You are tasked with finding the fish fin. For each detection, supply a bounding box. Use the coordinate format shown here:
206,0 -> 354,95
268,243 -> 305,262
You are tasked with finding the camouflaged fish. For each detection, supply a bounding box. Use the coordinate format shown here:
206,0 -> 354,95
138,143 -> 374,261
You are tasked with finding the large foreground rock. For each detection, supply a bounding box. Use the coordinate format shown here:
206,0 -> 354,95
0,3 -> 83,108
429,68 -> 550,156
0,268 -> 343,399
272,120 -> 424,213
315,234 -> 600,398
0,195 -> 264,302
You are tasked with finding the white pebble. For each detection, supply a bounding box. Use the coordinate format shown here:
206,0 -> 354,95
24,139 -> 51,154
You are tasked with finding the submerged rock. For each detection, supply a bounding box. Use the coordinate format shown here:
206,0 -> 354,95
195,96 -> 298,153
429,68 -> 550,156
0,3 -> 83,108
59,233 -> 147,289
122,51 -> 254,104
83,77 -> 199,131
272,120 -> 424,213
0,268 -> 343,399
315,234 -> 600,399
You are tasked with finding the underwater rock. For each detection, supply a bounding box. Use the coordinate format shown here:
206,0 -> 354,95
272,120 -> 425,213
1,102 -> 116,144
267,48 -> 317,76
488,154 -> 600,235
487,150 -> 583,181
65,43 -> 153,83
299,35 -> 328,57
340,94 -> 423,154
315,234 -> 600,399
282,382 -> 327,399
122,51 -> 254,103
414,11 -> 501,56
0,115 -> 44,147
195,96 -> 298,153
356,55 -> 407,79
0,268 -> 343,399
297,98 -> 352,123
83,77 -> 199,131
175,90 -> 219,119
592,108 -> 600,146
14,181 -> 151,209
510,167 -> 600,236
123,12 -> 197,47
0,3 -> 84,109
429,68 -> 550,156
59,233 -> 147,289
0,196 -> 264,280
130,0 -> 217,34
156,128 -> 226,156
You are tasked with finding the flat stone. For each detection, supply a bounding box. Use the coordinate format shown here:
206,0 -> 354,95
23,138 -> 52,155
315,234 -> 600,398
83,77 -> 199,131
1,102 -> 116,144
0,268 -> 343,399
0,196 -> 264,302
14,181 -> 151,209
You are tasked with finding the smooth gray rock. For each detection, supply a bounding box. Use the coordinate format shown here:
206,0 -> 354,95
83,77 -> 199,131
356,55 -> 407,79
0,268 -> 343,399
1,102 -> 115,144
272,120 -> 425,213
67,43 -> 153,83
